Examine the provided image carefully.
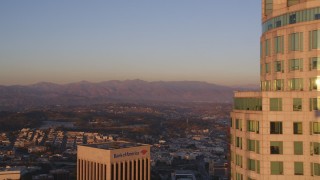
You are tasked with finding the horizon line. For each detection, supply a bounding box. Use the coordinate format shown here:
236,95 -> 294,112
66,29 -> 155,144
0,79 -> 259,87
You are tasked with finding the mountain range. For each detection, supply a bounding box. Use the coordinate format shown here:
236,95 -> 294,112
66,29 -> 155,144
0,80 -> 259,111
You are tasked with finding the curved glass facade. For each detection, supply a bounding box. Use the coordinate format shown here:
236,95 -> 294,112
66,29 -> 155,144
262,7 -> 320,33
231,1 -> 320,179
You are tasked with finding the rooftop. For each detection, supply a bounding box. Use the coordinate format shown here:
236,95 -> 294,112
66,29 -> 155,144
79,141 -> 149,150
171,170 -> 196,180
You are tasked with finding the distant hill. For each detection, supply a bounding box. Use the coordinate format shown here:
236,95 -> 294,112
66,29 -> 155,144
0,80 -> 258,111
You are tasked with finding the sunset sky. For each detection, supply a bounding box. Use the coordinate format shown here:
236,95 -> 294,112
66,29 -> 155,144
0,0 -> 261,86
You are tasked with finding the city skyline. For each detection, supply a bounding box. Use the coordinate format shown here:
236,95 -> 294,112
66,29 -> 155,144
0,1 -> 261,86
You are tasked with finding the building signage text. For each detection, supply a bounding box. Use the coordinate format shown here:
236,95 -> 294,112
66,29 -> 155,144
113,149 -> 148,159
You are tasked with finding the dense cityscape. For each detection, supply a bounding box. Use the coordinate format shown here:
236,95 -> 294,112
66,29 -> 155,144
3,0 -> 320,180
0,103 -> 231,179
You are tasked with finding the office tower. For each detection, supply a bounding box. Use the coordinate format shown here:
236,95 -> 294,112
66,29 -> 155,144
230,0 -> 320,179
77,141 -> 150,180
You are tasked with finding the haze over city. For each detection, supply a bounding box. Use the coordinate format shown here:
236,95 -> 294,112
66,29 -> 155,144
3,0 -> 320,179
0,0 -> 260,86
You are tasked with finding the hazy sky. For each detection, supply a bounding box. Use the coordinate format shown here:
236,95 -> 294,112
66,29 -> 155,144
0,1 -> 261,86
